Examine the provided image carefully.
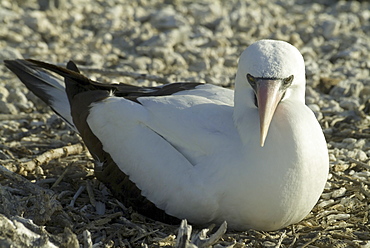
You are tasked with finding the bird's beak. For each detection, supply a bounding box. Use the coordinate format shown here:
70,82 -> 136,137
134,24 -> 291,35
256,80 -> 285,147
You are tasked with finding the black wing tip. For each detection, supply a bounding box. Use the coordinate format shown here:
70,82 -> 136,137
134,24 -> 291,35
4,59 -> 22,69
4,59 -> 46,74
66,60 -> 79,73
3,59 -> 17,63
4,59 -> 34,78
3,59 -> 13,71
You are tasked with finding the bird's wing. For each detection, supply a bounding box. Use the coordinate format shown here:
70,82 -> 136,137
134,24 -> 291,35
136,84 -> 236,164
4,59 -> 74,127
85,84 -> 237,220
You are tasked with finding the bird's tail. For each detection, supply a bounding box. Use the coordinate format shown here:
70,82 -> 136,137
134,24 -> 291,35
4,59 -> 76,129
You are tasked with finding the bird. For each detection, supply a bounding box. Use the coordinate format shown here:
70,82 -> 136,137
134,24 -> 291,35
4,39 -> 329,231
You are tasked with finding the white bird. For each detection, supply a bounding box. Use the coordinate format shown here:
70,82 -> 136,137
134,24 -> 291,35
4,40 -> 329,231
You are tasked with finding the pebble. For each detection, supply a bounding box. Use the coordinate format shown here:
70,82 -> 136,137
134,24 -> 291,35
317,199 -> 334,208
150,7 -> 188,30
321,17 -> 340,40
347,149 -> 368,161
0,101 -> 18,114
0,47 -> 23,60
343,138 -> 365,150
327,213 -> 351,222
0,85 -> 10,101
332,187 -> 346,198
189,58 -> 210,72
131,56 -> 152,71
23,11 -> 55,34
322,100 -> 343,113
339,98 -> 360,110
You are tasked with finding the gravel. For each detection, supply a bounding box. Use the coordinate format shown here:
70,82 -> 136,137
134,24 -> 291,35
0,0 -> 369,247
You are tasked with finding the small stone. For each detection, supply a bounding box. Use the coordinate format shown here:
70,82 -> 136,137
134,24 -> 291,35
85,53 -> 105,67
348,81 -> 364,98
322,100 -> 343,113
150,7 -> 188,30
188,2 -> 222,27
136,46 -> 174,58
1,30 -> 24,43
342,138 -> 357,145
340,99 -> 360,110
327,213 -> 350,222
131,56 -> 151,71
27,41 -> 49,56
307,103 -> 320,113
37,0 -> 66,10
289,33 -> 304,48
0,47 -> 23,60
322,19 -> 340,39
0,101 -> 18,114
215,19 -> 233,38
305,60 -> 319,77
0,85 -> 10,101
334,47 -> 362,60
23,11 -> 55,33
332,187 -> 346,198
317,199 -> 334,208
189,58 -> 210,72
224,56 -> 237,68
333,163 -> 349,172
348,139 -> 366,150
8,88 -> 28,105
134,6 -> 150,22
165,28 -> 191,47
165,52 -> 187,68
329,153 -> 336,162
318,77 -> 341,94
151,58 -> 166,72
352,149 -> 368,161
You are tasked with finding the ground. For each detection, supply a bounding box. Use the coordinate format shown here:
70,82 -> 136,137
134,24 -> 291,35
0,0 -> 370,247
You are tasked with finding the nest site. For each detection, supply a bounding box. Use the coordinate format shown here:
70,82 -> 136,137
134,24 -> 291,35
0,0 -> 370,247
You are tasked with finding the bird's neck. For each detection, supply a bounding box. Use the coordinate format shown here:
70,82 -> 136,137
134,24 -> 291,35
233,78 -> 260,146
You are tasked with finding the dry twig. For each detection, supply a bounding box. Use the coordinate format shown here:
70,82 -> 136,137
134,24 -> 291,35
348,157 -> 370,170
51,166 -> 70,188
83,229 -> 93,248
69,185 -> 86,207
86,180 -> 97,208
20,143 -> 85,172
275,230 -> 286,248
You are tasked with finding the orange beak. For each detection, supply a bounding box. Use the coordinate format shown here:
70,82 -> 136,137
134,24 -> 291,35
256,80 -> 285,147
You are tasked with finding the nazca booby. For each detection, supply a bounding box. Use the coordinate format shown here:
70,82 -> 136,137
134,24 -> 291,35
4,40 -> 329,231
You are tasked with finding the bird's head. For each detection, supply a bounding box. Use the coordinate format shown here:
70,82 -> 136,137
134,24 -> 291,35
234,40 -> 306,147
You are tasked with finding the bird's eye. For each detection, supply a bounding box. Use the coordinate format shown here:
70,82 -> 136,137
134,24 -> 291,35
283,75 -> 294,87
246,74 -> 256,86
